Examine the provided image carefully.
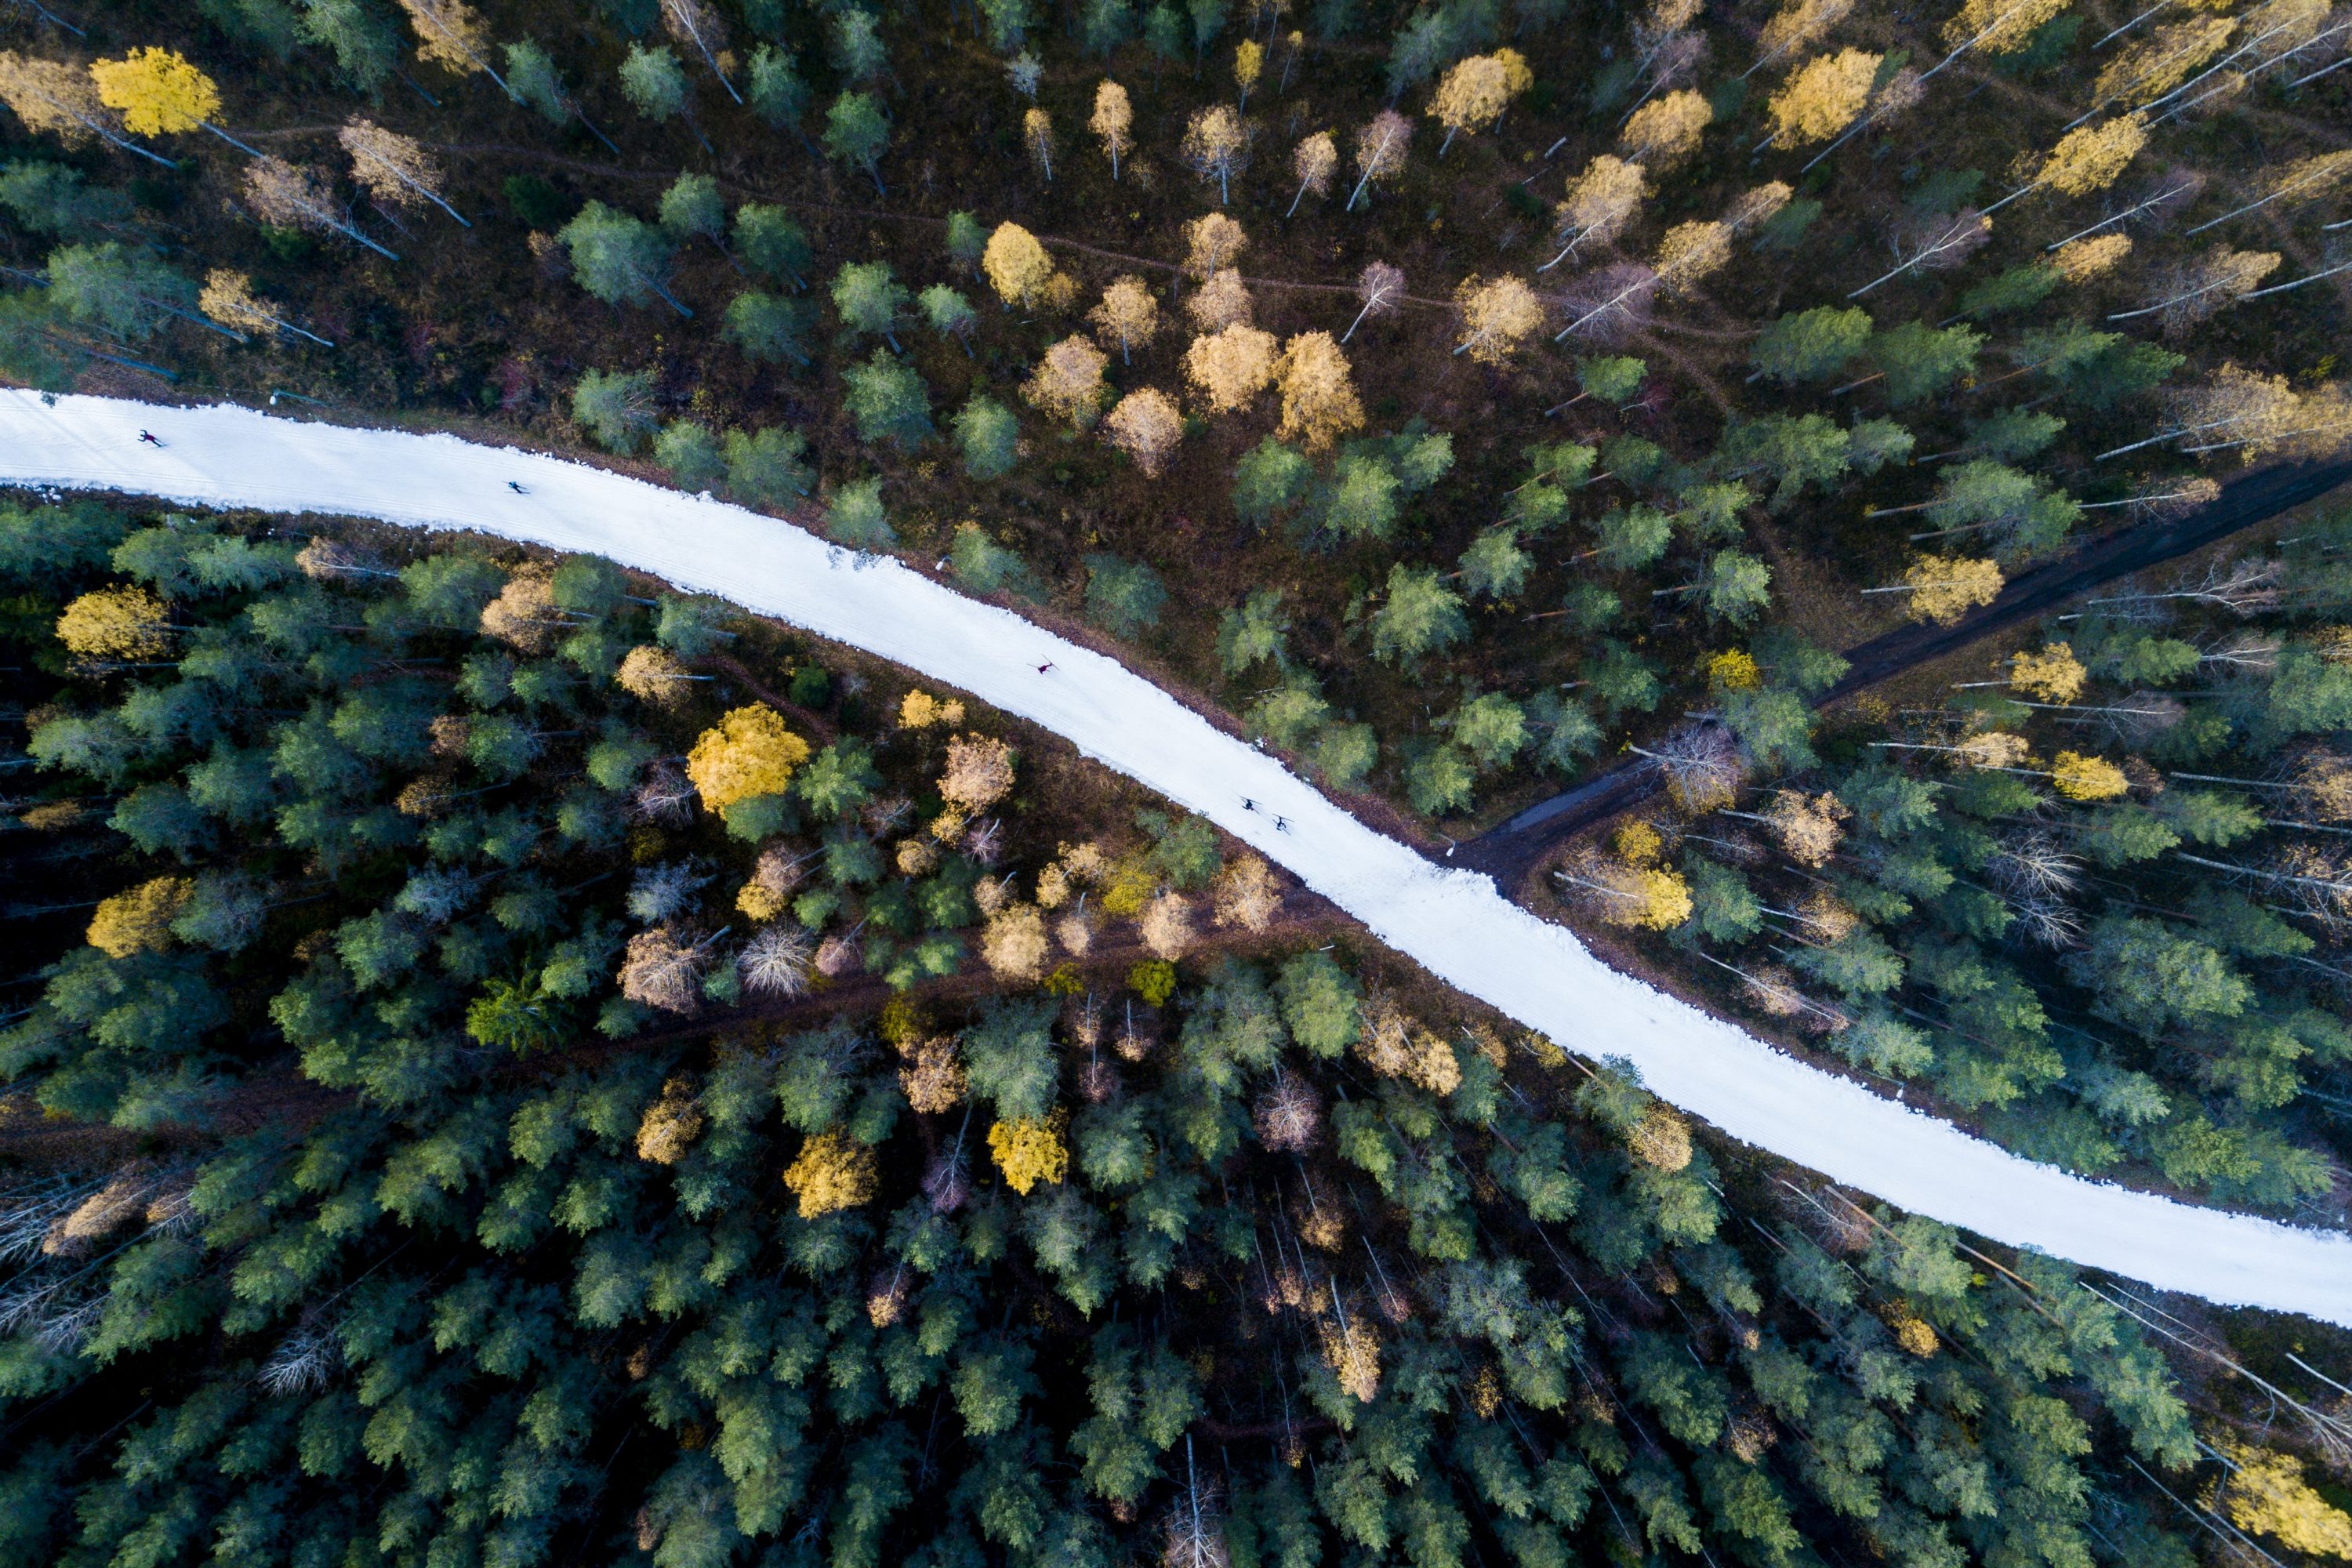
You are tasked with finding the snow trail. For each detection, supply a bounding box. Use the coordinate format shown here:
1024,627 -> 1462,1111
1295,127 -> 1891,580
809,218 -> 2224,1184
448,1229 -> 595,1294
3,390 -> 2347,1326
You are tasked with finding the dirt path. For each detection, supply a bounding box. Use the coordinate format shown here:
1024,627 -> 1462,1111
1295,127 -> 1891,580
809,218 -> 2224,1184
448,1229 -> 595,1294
1465,453 -> 2352,880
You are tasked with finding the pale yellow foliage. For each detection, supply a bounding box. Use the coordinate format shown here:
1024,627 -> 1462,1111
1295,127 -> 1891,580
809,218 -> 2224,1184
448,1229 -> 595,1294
1091,78 -> 1132,169
783,1130 -> 877,1217
1453,275 -> 1544,365
1023,334 -> 1110,430
1620,89 -> 1711,169
1022,107 -> 1053,177
1185,267 -> 1255,330
619,928 -> 706,1013
2027,115 -> 2146,198
686,705 -> 810,811
89,48 -> 217,136
1616,820 -> 1664,866
898,690 -> 966,729
1179,104 -> 1249,188
198,270 -> 276,336
1617,866 -> 1693,929
57,586 -> 169,661
982,903 -> 1051,982
1765,49 -> 1880,146
1764,790 -> 1850,867
1726,181 -> 1794,232
2053,233 -> 2131,281
1040,269 -> 1080,314
243,158 -> 339,236
982,222 -> 1055,308
1428,53 -> 1516,143
1183,323 -> 1279,415
2259,149 -> 2352,212
397,0 -> 494,74
1956,731 -> 2032,769
1235,38 -> 1264,93
1183,212 -> 1249,278
1889,1307 -> 1941,1357
339,118 -> 446,209
1904,555 -> 2005,625
1139,890 -> 1196,960
1273,330 -> 1364,451
635,1079 -> 704,1164
478,568 -> 560,652
988,1114 -> 1069,1194
47,1175 -> 150,1254
898,1037 -> 967,1112
2093,16 -> 2233,107
1088,274 -> 1160,358
1758,0 -> 1857,64
617,644 -> 695,706
1104,387 -> 1185,477
2211,1439 -> 2352,1559
2008,643 -> 2086,702
1653,220 -> 1733,296
1292,130 -> 1338,198
0,53 -> 111,144
939,733 -> 1016,811
1320,1317 -> 1382,1401
1628,1105 -> 1692,1171
1708,649 -> 1762,691
1941,0 -> 2072,55
1558,154 -> 1649,249
1213,854 -> 1283,931
895,837 -> 938,877
88,876 -> 192,958
1353,110 -> 1413,195
2050,750 -> 2129,800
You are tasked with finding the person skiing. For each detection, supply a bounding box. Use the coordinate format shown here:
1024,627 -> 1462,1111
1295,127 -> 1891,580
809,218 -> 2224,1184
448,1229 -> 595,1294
136,430 -> 162,447
1036,662 -> 1054,674
507,481 -> 527,494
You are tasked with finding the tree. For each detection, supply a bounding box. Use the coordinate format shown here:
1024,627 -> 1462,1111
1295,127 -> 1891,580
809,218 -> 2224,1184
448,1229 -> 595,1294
57,585 -> 169,660
619,44 -> 703,150
87,876 -> 193,957
785,1130 -> 878,1216
1023,107 -> 1054,181
1104,388 -> 1184,476
1760,49 -> 1879,147
746,45 -> 813,151
658,172 -> 727,258
1025,336 -> 1111,430
558,201 -> 687,315
1218,587 -> 1288,671
1088,276 -> 1160,365
1370,564 -> 1468,666
822,475 -> 895,549
2211,1440 -> 2352,1559
199,270 -> 332,347
304,0 -> 403,94
1848,208 -> 1991,298
724,292 -> 814,365
824,91 -> 891,194
1343,260 -> 1406,342
1621,89 -> 1711,168
1288,131 -> 1337,215
506,38 -> 619,153
1232,439 -> 1310,525
397,0 -> 507,89
340,118 -> 469,227
655,421 -> 726,490
920,285 -> 978,352
735,205 -> 810,288
1181,105 -> 1249,204
1987,115 -> 2147,212
1894,554 -> 2004,624
245,158 -> 398,261
842,350 -> 932,448
983,223 -> 1054,308
0,51 -> 174,168
1751,305 -> 1871,383
688,704 -> 809,813
1085,553 -> 1169,637
89,49 -> 263,156
1186,268 -> 1254,330
1653,220 -> 1732,296
662,0 -> 739,100
43,244 -> 196,341
1273,332 -> 1363,451
2112,247 -> 2279,330
1091,80 -> 1133,179
1234,38 -> 1263,107
954,396 -> 1022,479
833,261 -> 909,351
1453,275 -> 1544,364
1347,110 -> 1411,209
1541,154 -> 1648,270
725,426 -> 816,506
1184,325 -> 1279,415
1428,51 -> 1527,152
1749,0 -> 1857,77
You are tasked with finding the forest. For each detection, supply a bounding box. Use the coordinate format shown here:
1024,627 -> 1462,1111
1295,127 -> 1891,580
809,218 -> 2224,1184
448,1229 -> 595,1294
1,0 -> 2350,1560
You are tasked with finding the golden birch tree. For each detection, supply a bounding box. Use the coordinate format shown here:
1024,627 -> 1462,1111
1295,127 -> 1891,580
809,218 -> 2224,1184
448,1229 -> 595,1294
1274,330 -> 1363,450
1620,88 -> 1711,168
1428,53 -> 1515,154
1024,335 -> 1111,429
1541,154 -> 1649,269
1751,0 -> 1857,76
340,118 -> 470,225
1185,268 -> 1255,330
1183,211 -> 1247,278
56,586 -> 169,661
1105,387 -> 1185,475
1653,220 -> 1732,295
1902,554 -> 2005,623
982,221 -> 1054,307
1090,79 -> 1133,179
1023,107 -> 1054,181
1761,49 -> 1881,147
1452,275 -> 1544,364
1180,103 -> 1250,204
1088,274 -> 1160,364
398,0 -> 499,79
1184,323 -> 1279,414
686,704 -> 811,811
1288,129 -> 1337,215
1346,109 -> 1411,209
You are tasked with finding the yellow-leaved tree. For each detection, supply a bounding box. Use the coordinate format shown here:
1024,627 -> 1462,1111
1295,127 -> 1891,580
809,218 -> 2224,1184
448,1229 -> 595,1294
1184,323 -> 1279,416
1023,335 -> 1110,430
2212,1438 -> 2352,1559
1090,79 -> 1132,180
1273,331 -> 1363,451
686,704 -> 810,813
1761,49 -> 1881,148
87,876 -> 193,958
1451,275 -> 1544,365
1428,52 -> 1523,154
1104,387 -> 1185,476
56,586 -> 170,662
988,1113 -> 1069,1194
340,118 -> 470,226
89,48 -> 260,154
982,222 -> 1054,309
1896,554 -> 2005,625
1620,89 -> 1712,169
2049,750 -> 2128,800
1288,130 -> 1337,215
783,1130 -> 877,1217
1087,274 -> 1160,365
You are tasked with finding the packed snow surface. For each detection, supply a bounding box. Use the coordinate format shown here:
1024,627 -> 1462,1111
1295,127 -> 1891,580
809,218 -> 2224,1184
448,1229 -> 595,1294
5,390 -> 2347,1326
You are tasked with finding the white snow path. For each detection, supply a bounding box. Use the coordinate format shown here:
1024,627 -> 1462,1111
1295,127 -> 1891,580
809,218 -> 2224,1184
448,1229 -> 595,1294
3,391 -> 2347,1327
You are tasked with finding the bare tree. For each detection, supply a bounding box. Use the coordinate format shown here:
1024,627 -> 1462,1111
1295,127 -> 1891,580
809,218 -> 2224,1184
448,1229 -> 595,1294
1849,209 -> 1991,297
1341,260 -> 1405,343
662,0 -> 741,102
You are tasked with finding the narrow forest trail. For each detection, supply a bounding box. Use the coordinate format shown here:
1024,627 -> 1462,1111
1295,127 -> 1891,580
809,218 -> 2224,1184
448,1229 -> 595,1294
1465,454 -> 2352,881
5,391 -> 2351,1326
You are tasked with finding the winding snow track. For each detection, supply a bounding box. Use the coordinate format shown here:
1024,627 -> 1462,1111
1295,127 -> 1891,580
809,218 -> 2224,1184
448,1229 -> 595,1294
5,390 -> 2348,1327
